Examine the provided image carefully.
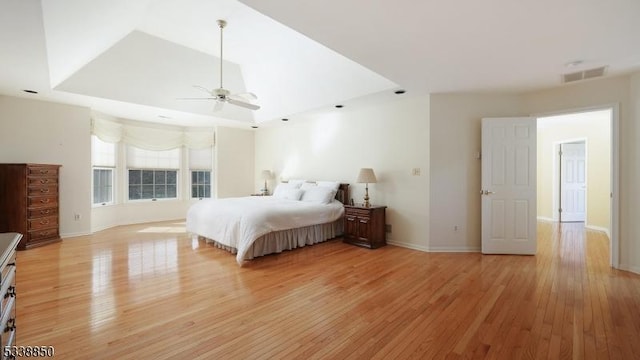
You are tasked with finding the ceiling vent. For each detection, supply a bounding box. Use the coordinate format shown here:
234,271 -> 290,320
562,66 -> 607,83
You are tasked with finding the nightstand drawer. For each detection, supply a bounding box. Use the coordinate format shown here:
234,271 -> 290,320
345,208 -> 372,217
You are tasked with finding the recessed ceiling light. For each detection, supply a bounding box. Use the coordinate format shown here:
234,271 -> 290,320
251,126 -> 258,129
23,89 -> 38,94
281,118 -> 289,122
394,89 -> 406,94
335,105 -> 344,108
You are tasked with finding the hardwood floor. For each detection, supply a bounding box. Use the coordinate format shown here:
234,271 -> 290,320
16,221 -> 640,359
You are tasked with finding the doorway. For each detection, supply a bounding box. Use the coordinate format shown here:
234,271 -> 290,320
536,107 -> 617,266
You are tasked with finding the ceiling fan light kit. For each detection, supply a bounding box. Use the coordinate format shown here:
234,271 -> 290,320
177,19 -> 260,111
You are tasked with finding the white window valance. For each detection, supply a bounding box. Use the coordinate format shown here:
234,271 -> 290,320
91,117 -> 215,150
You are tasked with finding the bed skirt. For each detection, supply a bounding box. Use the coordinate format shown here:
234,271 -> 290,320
197,219 -> 344,260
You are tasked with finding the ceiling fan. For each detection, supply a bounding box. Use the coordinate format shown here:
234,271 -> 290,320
178,19 -> 260,111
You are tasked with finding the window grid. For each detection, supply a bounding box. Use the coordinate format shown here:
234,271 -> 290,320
128,169 -> 178,200
191,170 -> 211,199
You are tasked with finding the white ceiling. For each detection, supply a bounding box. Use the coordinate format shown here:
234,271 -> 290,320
1,0 -> 639,128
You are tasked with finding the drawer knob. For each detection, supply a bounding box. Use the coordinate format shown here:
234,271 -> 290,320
4,318 -> 15,332
40,219 -> 50,225
39,169 -> 49,174
41,209 -> 51,215
40,198 -> 50,204
40,188 -> 50,193
40,179 -> 49,184
39,231 -> 51,236
4,286 -> 15,299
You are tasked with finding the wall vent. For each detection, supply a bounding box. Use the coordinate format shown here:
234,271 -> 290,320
562,66 -> 607,83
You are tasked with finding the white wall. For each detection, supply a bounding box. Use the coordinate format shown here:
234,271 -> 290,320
255,95 -> 430,250
216,126 -> 255,198
0,95 -> 92,237
429,94 -> 523,251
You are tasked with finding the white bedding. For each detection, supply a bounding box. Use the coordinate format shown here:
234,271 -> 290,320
186,196 -> 345,264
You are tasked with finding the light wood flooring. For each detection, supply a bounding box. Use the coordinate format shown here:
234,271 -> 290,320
16,221 -> 640,359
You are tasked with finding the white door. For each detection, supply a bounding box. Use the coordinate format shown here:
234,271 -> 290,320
481,117 -> 537,255
560,142 -> 586,222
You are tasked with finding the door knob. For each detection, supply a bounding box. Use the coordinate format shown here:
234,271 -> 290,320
481,190 -> 495,195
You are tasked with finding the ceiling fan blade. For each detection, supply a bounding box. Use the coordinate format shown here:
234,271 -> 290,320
193,85 -> 213,95
176,97 -> 217,100
229,92 -> 258,101
213,101 -> 224,112
227,98 -> 260,110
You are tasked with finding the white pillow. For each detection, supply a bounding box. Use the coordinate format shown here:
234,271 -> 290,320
272,183 -> 301,197
287,179 -> 306,188
274,187 -> 303,200
300,182 -> 317,191
300,186 -> 336,204
316,181 -> 340,191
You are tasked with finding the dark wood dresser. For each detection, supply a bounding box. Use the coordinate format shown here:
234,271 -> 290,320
0,164 -> 62,250
343,205 -> 387,249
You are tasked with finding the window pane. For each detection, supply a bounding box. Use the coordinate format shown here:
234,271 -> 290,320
204,185 -> 211,198
142,170 -> 154,184
204,171 -> 210,184
155,185 -> 166,198
192,185 -> 198,198
192,171 -> 198,183
129,170 -> 141,185
129,185 -> 141,200
167,185 -> 177,198
155,171 -> 166,185
142,185 -> 154,199
166,171 -> 177,185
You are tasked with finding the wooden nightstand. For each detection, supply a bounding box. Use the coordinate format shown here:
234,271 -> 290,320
343,205 -> 387,249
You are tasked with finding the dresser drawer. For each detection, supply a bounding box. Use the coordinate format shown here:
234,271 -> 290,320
29,228 -> 59,241
27,166 -> 59,177
28,216 -> 58,230
27,176 -> 58,186
28,184 -> 58,196
28,207 -> 58,218
27,195 -> 58,208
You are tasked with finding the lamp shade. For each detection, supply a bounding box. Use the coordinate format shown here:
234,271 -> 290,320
261,170 -> 272,180
356,168 -> 377,183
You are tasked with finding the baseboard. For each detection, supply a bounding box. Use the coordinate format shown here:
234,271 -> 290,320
584,225 -> 610,239
537,216 -> 555,222
61,231 -> 91,239
428,245 -> 481,253
618,263 -> 640,275
386,240 -> 429,252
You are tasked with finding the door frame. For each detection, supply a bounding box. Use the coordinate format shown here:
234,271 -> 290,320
533,104 -> 619,268
552,138 -> 587,223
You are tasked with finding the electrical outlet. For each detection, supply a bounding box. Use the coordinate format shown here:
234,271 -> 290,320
412,168 -> 421,176
454,225 -> 458,231
74,213 -> 81,221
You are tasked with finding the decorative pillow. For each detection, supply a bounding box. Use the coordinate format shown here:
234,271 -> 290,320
300,186 -> 336,204
316,181 -> 340,191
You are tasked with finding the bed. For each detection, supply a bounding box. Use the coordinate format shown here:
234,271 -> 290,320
186,181 -> 349,265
